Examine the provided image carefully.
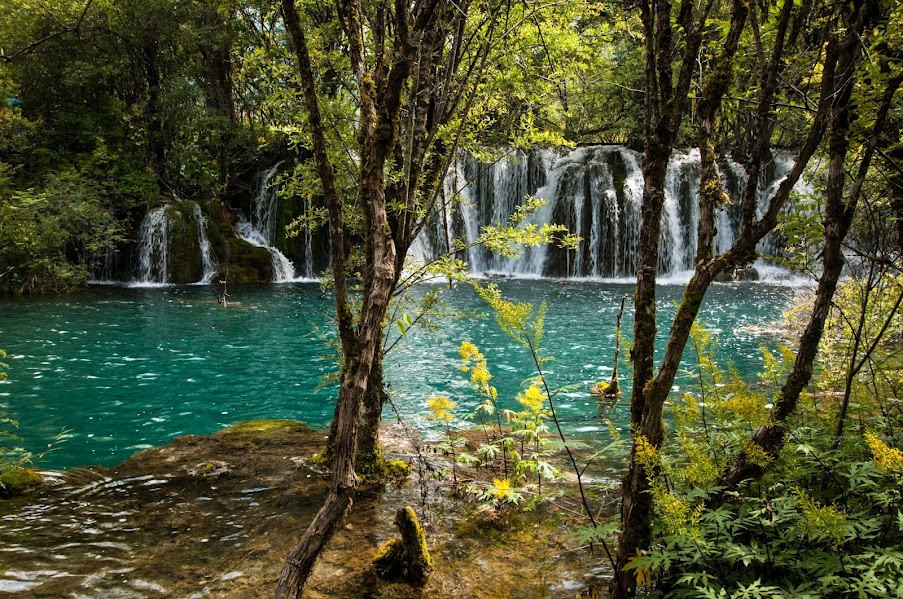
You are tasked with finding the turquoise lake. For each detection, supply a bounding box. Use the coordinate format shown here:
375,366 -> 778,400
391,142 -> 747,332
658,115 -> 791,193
0,280 -> 796,469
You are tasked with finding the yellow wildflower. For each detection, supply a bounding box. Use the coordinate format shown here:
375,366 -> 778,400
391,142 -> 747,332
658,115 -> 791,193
744,442 -> 772,468
491,478 -> 512,501
471,363 -> 491,387
677,438 -> 718,486
426,395 -> 456,423
654,488 -> 702,538
634,434 -> 659,472
720,392 -> 766,423
459,341 -> 482,362
516,384 -> 545,413
797,491 -> 847,546
865,431 -> 903,472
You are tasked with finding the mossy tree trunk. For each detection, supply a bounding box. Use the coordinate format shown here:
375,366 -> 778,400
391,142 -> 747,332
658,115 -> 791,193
722,40 -> 900,489
275,1 -> 443,596
357,353 -> 389,477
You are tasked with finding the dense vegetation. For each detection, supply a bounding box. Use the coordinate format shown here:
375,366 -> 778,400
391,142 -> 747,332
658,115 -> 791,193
1,0 -> 902,598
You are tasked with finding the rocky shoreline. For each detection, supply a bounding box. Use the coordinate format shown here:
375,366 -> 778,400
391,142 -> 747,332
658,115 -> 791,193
0,420 -> 609,598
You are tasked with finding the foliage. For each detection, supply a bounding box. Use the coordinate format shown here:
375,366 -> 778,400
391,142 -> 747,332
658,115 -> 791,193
0,171 -> 127,293
426,334 -> 563,508
624,317 -> 903,597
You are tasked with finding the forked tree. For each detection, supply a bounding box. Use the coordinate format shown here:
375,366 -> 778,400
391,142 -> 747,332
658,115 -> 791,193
275,0 -> 515,594
611,0 -> 895,595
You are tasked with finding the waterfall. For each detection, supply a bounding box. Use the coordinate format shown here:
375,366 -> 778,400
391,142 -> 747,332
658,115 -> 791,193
189,202 -> 216,284
133,201 -> 218,286
136,206 -> 170,285
236,164 -> 299,282
410,145 -> 808,280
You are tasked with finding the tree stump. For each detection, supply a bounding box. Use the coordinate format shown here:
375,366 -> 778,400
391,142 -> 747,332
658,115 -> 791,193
372,506 -> 432,586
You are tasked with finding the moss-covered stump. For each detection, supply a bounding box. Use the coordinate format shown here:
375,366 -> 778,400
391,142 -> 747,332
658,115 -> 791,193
372,506 -> 432,586
0,467 -> 42,498
167,200 -> 204,284
220,238 -> 273,283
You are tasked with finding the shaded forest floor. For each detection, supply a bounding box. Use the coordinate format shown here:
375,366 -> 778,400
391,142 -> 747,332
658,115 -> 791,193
0,420 -> 612,598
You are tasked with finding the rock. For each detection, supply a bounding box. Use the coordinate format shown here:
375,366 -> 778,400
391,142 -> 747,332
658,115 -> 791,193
220,238 -> 273,283
384,459 -> 411,480
166,200 -> 204,284
187,460 -> 230,477
0,467 -> 42,497
220,420 -> 309,435
589,381 -> 609,396
372,506 -> 432,586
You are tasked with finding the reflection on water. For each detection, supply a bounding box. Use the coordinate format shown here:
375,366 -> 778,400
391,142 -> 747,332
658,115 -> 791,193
0,281 -> 795,469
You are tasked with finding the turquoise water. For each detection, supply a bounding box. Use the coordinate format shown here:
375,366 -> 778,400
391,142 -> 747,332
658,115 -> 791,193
0,281 -> 795,469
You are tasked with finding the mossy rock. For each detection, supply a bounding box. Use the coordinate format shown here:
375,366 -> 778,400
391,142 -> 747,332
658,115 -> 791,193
384,459 -> 411,480
220,238 -> 273,283
188,460 -> 231,477
167,200 -> 204,284
307,451 -> 329,467
219,419 -> 309,435
0,468 -> 42,498
372,506 -> 432,586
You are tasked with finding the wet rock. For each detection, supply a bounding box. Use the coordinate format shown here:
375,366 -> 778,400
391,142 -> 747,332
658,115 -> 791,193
219,238 -> 273,283
187,460 -> 231,477
0,468 -> 41,497
167,200 -> 205,284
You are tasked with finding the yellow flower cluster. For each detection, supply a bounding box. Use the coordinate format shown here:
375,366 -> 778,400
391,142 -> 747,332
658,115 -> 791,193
492,478 -> 512,501
865,431 -> 903,472
744,442 -> 772,468
719,392 -> 765,423
654,488 -> 702,538
426,395 -> 456,423
471,364 -> 492,387
634,434 -> 659,472
516,384 -> 545,413
458,341 -> 497,397
459,340 -> 482,362
677,438 -> 718,486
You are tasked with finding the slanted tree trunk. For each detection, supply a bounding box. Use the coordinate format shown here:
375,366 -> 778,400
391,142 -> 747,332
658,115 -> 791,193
611,0 -> 729,594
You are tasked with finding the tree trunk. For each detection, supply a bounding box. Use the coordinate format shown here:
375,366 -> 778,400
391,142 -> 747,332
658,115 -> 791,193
357,353 -> 389,477
721,15 -> 892,488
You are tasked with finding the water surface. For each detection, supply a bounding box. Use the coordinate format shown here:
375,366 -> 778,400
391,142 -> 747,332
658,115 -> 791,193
0,280 -> 795,468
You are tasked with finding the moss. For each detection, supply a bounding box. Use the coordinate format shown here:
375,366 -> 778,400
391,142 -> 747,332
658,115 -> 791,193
219,419 -> 309,435
385,459 -> 411,480
201,199 -> 231,265
307,451 -> 329,467
0,468 -> 42,497
221,238 -> 273,283
372,538 -> 407,580
372,506 -> 432,586
166,200 -> 203,284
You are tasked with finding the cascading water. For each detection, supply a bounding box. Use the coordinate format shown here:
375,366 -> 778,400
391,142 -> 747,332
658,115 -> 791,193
136,206 -> 170,285
190,201 -> 217,284
134,201 -> 218,285
412,145 -> 809,280
236,164 -> 301,282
